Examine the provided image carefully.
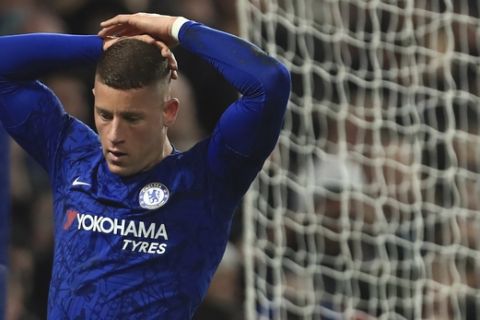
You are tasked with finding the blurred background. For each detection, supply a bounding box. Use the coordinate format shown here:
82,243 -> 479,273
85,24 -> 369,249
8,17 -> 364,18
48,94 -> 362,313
1,1 -> 244,319
4,0 -> 480,319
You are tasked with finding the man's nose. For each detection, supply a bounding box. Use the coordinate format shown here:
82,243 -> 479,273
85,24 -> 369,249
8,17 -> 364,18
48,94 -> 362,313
108,118 -> 125,145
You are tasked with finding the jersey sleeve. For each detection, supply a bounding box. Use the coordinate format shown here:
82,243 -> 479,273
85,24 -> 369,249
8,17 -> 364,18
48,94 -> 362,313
0,34 -> 103,173
177,21 -> 291,191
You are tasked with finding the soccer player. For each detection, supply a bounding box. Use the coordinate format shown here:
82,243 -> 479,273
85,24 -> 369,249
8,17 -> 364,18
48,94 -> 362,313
0,13 -> 290,319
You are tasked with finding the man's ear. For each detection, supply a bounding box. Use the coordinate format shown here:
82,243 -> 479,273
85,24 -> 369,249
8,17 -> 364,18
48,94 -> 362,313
92,88 -> 95,96
163,98 -> 179,127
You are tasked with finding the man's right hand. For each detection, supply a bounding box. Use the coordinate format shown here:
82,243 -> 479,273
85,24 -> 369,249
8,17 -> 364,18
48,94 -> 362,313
98,13 -> 179,48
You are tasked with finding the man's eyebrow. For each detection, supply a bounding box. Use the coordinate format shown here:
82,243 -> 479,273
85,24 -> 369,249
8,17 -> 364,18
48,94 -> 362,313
94,106 -> 110,113
121,110 -> 144,117
94,106 -> 144,117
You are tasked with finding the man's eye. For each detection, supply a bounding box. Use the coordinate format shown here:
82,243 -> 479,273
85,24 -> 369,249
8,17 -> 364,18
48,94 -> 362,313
99,112 -> 112,120
125,116 -> 141,123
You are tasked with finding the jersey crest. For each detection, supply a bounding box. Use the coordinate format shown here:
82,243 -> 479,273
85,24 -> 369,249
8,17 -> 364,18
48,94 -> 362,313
139,182 -> 170,210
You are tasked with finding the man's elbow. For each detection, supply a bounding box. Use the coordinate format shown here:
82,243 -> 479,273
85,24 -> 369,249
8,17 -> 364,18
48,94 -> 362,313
274,60 -> 291,89
264,59 -> 291,108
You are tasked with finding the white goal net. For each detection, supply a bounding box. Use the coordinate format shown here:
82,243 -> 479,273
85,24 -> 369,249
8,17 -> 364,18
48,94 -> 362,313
238,0 -> 480,319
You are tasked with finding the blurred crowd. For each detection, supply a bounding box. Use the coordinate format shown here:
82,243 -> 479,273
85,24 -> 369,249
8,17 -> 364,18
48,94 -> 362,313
5,1 -> 480,319
1,0 -> 244,319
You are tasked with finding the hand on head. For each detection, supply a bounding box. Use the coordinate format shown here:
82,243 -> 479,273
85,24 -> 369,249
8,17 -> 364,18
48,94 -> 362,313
99,13 -> 179,80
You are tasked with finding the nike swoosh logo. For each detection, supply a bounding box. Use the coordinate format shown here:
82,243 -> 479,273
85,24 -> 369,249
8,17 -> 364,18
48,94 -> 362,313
72,177 -> 91,187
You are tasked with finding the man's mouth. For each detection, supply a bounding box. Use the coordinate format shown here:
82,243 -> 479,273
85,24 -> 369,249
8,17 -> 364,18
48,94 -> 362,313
107,150 -> 127,162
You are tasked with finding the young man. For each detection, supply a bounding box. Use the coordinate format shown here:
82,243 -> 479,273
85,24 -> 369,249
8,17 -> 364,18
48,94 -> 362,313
0,13 -> 290,319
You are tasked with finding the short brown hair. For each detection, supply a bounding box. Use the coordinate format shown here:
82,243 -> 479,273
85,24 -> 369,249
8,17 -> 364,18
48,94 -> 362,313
96,38 -> 169,90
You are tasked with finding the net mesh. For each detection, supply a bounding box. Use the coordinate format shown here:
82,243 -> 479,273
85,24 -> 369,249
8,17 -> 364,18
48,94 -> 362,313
238,0 -> 480,319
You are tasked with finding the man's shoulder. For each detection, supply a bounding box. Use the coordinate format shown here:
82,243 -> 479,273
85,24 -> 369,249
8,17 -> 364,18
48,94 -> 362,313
169,138 -> 210,163
61,116 -> 100,153
55,116 -> 101,172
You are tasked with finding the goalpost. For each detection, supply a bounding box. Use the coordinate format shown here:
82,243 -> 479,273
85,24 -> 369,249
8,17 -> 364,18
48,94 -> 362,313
238,0 -> 480,319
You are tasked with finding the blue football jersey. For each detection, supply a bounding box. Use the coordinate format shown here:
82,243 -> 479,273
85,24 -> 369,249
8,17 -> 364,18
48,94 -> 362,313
47,117 -> 246,319
0,21 -> 291,319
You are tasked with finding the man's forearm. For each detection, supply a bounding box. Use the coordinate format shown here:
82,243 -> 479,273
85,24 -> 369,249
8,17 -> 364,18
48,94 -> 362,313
0,34 -> 103,81
177,20 -> 291,160
177,21 -> 290,108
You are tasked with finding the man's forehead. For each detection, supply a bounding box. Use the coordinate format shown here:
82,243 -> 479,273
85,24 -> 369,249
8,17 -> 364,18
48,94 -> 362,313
95,104 -> 150,115
95,80 -> 167,99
